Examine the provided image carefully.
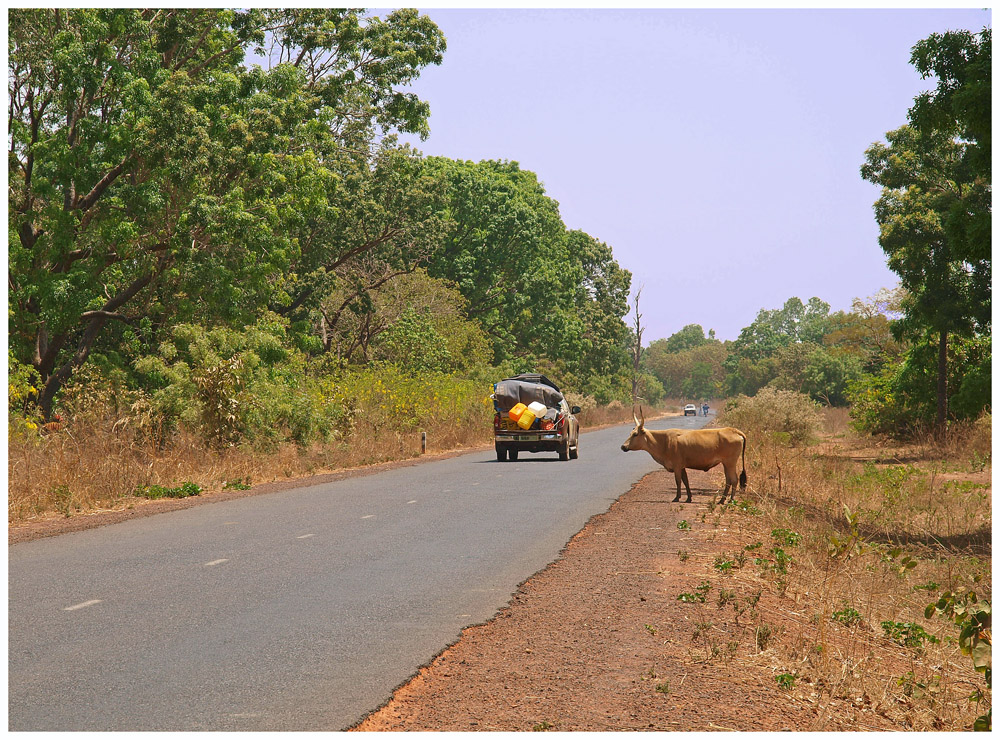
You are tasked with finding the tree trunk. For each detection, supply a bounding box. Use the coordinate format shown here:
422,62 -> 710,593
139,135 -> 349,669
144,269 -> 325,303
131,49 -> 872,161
936,328 -> 948,437
631,288 -> 643,405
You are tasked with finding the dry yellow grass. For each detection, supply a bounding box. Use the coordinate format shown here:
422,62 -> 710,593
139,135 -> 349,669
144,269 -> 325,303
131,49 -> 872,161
8,399 -> 674,524
701,408 -> 992,730
8,411 -> 491,523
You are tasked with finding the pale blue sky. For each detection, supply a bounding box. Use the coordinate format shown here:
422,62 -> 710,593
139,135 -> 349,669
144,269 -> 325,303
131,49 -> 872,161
397,7 -> 990,343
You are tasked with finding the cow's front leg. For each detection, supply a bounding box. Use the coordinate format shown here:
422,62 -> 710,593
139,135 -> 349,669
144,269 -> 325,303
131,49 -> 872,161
681,469 -> 693,503
672,469 -> 684,502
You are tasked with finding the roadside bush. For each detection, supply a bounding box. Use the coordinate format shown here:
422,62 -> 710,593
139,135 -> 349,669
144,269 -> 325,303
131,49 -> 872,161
133,318 -> 353,448
719,387 -> 822,445
8,350 -> 43,437
335,364 -> 493,435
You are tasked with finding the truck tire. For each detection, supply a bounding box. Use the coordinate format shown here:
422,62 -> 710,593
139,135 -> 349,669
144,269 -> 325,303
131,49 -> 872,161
569,444 -> 578,460
495,444 -> 507,462
559,441 -> 569,461
509,449 -> 519,461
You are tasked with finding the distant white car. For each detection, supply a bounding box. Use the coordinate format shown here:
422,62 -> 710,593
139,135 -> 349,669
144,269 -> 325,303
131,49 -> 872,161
683,404 -> 697,416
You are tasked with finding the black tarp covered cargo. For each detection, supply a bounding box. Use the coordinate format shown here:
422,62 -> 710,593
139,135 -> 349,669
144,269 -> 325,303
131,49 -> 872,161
492,374 -> 564,420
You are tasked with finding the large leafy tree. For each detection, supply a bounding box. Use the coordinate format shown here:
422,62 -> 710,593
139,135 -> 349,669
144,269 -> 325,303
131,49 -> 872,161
660,323 -> 711,354
861,125 -> 983,429
422,157 -> 568,358
422,158 -> 633,395
561,229 -> 632,395
909,26 -> 991,295
645,340 -> 727,400
856,27 -> 990,433
726,297 -> 832,365
8,9 -> 445,417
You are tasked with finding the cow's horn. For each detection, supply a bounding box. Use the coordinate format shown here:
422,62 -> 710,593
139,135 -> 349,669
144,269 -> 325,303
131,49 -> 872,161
640,406 -> 646,426
633,406 -> 639,427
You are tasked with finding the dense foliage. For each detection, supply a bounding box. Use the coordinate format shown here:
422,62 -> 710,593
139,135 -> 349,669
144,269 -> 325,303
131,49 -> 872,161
859,26 -> 991,433
8,9 -> 635,445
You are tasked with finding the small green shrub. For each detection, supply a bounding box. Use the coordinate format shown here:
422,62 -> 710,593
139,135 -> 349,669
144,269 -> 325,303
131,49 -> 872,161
771,528 -> 801,547
135,481 -> 202,500
52,485 -> 74,517
775,673 -> 796,690
832,605 -> 863,626
881,620 -> 939,648
925,591 -> 991,730
677,520 -> 691,531
770,547 -> 792,574
714,554 -> 738,573
678,581 -> 711,604
755,622 -> 781,651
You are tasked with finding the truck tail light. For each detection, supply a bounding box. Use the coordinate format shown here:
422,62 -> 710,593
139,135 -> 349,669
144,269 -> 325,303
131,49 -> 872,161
493,413 -> 501,431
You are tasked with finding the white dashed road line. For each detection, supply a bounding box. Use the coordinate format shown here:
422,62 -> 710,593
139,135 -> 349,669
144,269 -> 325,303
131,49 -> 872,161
362,515 -> 375,520
204,559 -> 229,567
296,534 -> 316,539
63,600 -> 101,611
407,500 -> 417,504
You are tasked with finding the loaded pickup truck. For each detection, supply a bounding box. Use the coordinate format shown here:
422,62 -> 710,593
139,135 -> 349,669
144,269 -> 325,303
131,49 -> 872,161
491,373 -> 581,462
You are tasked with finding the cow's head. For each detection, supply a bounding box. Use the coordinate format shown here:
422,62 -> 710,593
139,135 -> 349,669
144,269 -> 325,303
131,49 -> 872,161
621,406 -> 647,452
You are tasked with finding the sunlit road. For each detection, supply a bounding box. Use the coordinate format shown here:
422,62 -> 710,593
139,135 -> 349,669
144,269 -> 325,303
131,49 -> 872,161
9,412 -> 712,731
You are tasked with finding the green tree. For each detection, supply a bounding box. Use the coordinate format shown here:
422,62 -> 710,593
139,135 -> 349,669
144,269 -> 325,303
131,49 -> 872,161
8,9 -> 446,418
423,158 -> 632,395
322,268 -> 491,373
823,287 -> 906,373
861,125 -> 983,430
682,362 -> 717,400
909,27 -> 991,301
662,324 -> 709,354
423,158 -> 568,358
646,340 -> 727,399
723,296 -> 833,395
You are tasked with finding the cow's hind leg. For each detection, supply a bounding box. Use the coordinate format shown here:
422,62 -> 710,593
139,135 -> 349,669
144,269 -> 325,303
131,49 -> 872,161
681,469 -> 693,503
719,482 -> 732,505
720,464 -> 736,504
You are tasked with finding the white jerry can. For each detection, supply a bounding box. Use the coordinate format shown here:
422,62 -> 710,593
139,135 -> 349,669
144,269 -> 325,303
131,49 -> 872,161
527,401 -> 547,418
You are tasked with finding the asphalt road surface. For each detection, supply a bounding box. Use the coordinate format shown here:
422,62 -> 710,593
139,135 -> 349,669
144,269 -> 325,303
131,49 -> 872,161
9,412 -> 712,731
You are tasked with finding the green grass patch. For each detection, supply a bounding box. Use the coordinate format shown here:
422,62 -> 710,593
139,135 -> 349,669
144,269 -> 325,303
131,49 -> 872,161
134,481 -> 202,499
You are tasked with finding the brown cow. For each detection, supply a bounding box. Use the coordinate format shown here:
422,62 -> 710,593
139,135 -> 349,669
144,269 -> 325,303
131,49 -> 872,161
620,407 -> 747,504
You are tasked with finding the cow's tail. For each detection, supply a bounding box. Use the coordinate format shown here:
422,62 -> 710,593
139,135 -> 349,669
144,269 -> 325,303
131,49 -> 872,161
738,431 -> 747,490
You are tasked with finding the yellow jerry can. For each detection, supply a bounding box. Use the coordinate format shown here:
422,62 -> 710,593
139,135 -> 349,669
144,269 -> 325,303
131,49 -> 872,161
508,402 -> 527,422
516,408 -> 536,430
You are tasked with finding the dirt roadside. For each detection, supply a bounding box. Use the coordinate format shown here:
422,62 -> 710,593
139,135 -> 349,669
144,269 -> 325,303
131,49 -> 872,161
351,466 -> 907,732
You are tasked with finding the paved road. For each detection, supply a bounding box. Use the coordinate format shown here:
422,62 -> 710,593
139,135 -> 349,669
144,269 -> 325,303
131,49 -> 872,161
9,412 -> 712,731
